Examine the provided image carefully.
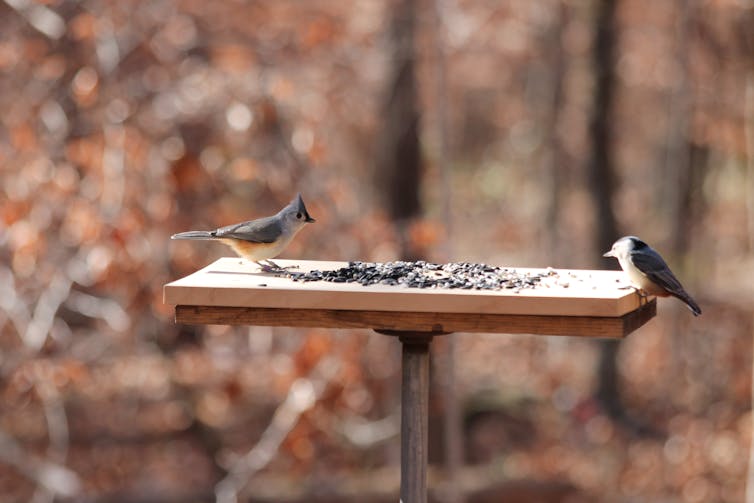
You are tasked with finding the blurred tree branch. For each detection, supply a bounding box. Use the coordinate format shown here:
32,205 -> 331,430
0,429 -> 81,500
3,0 -> 65,40
216,356 -> 339,503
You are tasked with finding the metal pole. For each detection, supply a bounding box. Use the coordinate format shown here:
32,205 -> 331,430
399,334 -> 432,503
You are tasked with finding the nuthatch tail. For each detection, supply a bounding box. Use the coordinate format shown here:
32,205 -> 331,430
603,236 -> 701,316
171,193 -> 315,272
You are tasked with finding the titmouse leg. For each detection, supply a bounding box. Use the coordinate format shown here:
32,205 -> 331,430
253,260 -> 298,273
255,261 -> 281,273
264,259 -> 299,271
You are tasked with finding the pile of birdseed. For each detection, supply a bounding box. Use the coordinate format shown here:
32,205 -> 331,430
288,261 -> 558,292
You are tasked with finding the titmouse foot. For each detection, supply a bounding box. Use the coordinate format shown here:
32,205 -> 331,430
255,260 -> 298,274
255,261 -> 282,273
263,260 -> 299,271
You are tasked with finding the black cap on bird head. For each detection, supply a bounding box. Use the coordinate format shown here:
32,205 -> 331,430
292,193 -> 315,223
603,235 -> 647,257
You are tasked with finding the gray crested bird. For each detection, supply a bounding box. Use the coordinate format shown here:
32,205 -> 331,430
603,236 -> 701,316
171,193 -> 315,272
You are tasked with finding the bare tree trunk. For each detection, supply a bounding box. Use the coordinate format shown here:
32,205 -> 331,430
433,0 -> 465,503
587,0 -> 619,256
375,0 -> 422,260
587,0 -> 627,425
588,0 -> 664,436
543,0 -> 568,265
664,0 -> 694,257
373,0 -> 424,488
431,2 -> 463,502
662,0 -> 694,378
747,309 -> 754,503
747,75 -> 754,255
744,8 -> 754,501
746,67 -> 754,254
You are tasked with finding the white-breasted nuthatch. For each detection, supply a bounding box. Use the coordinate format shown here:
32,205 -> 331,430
603,236 -> 701,316
171,193 -> 315,272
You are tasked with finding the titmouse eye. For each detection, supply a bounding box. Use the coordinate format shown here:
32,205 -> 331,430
296,212 -> 302,219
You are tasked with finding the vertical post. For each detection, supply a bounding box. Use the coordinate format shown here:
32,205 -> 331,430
400,334 -> 432,503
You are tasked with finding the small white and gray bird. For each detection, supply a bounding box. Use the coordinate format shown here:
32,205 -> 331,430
171,193 -> 315,272
603,236 -> 701,316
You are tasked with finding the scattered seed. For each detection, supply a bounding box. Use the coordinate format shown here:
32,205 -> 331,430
287,261 -> 559,292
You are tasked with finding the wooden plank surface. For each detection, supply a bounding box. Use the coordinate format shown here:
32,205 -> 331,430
174,299 -> 656,338
164,258 -> 648,317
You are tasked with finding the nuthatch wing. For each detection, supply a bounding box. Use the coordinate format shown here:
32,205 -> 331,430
171,193 -> 315,272
603,236 -> 701,316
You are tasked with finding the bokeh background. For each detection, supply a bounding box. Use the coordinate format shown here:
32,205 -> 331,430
1,0 -> 753,502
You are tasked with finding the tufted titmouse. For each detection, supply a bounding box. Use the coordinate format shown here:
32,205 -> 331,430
171,193 -> 315,272
603,236 -> 701,316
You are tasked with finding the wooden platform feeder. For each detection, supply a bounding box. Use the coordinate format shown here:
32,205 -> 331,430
164,258 -> 656,503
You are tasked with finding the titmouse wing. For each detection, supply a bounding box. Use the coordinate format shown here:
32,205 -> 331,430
213,216 -> 283,243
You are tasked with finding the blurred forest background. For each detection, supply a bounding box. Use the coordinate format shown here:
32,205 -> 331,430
1,0 -> 753,502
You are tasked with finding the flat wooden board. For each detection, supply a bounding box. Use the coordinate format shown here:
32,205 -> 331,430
164,258 -> 656,338
165,258 -> 646,316
174,302 -> 656,338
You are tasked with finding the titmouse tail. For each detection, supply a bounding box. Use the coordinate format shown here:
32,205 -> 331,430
673,291 -> 702,316
171,230 -> 216,240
